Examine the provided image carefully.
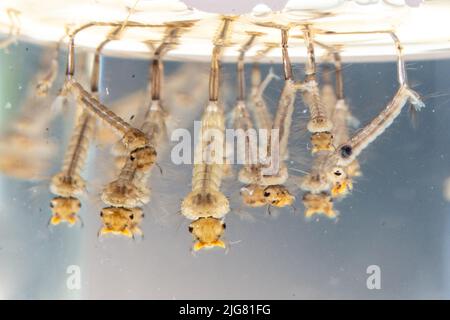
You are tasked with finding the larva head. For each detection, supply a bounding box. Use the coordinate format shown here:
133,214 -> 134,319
130,146 -> 157,171
99,207 -> 143,238
50,173 -> 85,198
240,184 -> 267,207
307,116 -> 333,133
181,191 -> 230,220
311,132 -> 334,153
122,128 -> 149,151
189,217 -> 226,252
302,192 -> 337,219
263,185 -> 295,207
49,196 -> 81,226
0,154 -> 47,180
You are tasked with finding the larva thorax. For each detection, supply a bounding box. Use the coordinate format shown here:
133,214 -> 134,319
181,102 -> 230,220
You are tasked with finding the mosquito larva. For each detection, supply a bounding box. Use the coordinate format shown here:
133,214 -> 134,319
239,31 -> 298,209
100,26 -> 189,238
314,32 -> 424,199
49,109 -> 94,225
300,27 -> 334,153
335,84 -> 424,167
300,62 -> 355,200
101,102 -> 162,209
62,25 -> 150,155
230,34 -> 294,209
181,18 -> 232,226
101,28 -> 180,211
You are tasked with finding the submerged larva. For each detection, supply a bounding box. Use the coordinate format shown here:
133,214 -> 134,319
49,109 -> 94,226
234,32 -> 296,209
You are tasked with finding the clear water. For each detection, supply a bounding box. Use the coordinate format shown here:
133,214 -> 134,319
1,41 -> 450,299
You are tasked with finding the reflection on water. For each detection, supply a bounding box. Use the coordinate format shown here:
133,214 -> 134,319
1,41 -> 450,299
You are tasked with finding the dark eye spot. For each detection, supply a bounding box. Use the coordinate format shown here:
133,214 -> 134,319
78,202 -> 82,208
334,171 -> 342,176
100,211 -> 103,217
188,226 -> 193,233
340,145 -> 352,158
129,214 -> 134,220
50,202 -> 54,208
222,223 -> 226,230
264,192 -> 271,197
130,154 -> 136,161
